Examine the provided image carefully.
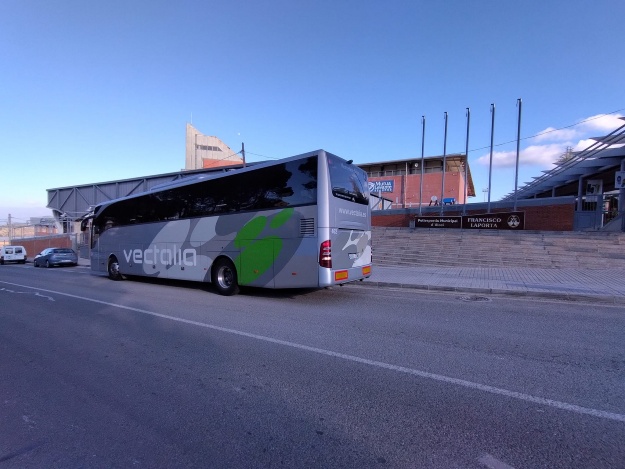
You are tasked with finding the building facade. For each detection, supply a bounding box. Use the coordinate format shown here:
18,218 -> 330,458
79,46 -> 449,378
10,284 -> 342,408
360,154 -> 475,209
1,217 -> 58,246
185,124 -> 243,170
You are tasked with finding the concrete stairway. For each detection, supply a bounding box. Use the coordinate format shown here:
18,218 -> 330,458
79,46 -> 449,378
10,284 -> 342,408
372,227 -> 625,269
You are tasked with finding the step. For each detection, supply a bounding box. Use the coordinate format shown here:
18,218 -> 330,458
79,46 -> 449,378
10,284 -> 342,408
371,227 -> 625,269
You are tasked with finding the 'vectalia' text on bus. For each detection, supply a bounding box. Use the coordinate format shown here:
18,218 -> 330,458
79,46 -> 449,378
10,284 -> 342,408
123,246 -> 198,266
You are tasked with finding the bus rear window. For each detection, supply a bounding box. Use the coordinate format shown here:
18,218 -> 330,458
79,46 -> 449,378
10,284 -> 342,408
328,154 -> 369,205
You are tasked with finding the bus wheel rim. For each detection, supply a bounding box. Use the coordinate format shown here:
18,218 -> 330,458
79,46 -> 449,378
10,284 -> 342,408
218,266 -> 233,288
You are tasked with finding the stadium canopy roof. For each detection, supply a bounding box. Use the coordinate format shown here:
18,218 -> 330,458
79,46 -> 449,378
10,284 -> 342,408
501,118 -> 625,201
47,163 -> 249,221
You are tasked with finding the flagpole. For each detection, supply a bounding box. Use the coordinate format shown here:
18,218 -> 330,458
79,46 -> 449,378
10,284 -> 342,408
419,116 -> 425,216
463,108 -> 470,215
440,112 -> 448,215
514,98 -> 522,211
487,103 -> 495,214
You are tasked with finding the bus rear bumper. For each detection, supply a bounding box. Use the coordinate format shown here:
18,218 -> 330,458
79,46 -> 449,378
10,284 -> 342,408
320,265 -> 372,287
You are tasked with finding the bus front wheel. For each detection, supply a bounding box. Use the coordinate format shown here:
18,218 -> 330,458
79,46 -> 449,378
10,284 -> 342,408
108,256 -> 124,281
211,258 -> 239,296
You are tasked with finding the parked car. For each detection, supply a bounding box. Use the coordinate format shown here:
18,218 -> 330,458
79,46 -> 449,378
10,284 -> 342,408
0,245 -> 27,264
33,248 -> 78,267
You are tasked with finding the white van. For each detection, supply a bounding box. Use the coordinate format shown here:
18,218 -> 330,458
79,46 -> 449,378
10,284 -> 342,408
0,245 -> 28,264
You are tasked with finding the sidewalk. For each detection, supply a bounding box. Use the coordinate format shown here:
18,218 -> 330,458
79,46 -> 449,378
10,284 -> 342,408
357,265 -> 625,304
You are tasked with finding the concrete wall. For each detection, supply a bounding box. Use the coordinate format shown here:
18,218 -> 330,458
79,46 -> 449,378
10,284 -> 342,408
13,235 -> 73,259
185,124 -> 243,170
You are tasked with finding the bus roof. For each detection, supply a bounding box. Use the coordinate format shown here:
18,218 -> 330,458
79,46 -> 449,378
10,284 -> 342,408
93,149 -> 336,215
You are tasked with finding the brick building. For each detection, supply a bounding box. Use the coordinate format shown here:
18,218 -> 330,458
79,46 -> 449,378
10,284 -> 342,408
359,153 -> 476,209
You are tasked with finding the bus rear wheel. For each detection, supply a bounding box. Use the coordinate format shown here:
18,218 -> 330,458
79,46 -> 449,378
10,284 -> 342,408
211,258 -> 239,296
108,256 -> 124,281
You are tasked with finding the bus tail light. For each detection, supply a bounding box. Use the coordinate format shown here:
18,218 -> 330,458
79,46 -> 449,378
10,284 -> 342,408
319,240 -> 332,268
362,265 -> 371,276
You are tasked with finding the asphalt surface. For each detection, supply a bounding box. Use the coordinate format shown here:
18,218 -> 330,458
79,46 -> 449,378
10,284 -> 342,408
3,265 -> 625,468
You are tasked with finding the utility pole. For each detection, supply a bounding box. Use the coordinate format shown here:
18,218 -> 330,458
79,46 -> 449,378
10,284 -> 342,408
241,142 -> 246,167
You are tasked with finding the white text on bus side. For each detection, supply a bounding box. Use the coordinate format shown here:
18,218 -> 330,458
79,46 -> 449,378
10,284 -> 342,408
123,246 -> 198,266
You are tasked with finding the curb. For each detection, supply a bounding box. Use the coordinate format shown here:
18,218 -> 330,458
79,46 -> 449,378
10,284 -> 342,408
352,280 -> 619,305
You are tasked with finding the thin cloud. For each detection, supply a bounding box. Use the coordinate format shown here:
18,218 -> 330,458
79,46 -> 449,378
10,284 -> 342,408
573,138 -> 598,151
476,144 -> 567,169
532,113 -> 623,143
476,113 -> 624,168
532,127 -> 578,143
577,113 -> 624,133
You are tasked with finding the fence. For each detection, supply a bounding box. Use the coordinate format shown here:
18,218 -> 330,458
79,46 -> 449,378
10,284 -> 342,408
574,194 -> 622,231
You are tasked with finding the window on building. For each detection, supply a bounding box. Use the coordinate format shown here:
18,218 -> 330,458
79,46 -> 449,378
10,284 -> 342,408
196,145 -> 223,152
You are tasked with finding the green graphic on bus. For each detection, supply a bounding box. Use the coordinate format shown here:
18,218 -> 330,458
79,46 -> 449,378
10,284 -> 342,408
234,209 -> 294,284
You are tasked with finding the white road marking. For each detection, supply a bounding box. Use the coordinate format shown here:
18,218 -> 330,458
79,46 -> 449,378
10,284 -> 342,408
479,453 -> 516,469
0,287 -> 54,301
2,280 -> 625,424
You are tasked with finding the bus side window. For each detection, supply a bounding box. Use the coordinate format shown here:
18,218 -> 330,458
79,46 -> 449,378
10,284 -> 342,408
103,217 -> 117,232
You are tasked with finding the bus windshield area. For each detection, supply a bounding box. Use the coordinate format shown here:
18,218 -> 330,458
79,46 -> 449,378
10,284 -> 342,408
328,154 -> 369,205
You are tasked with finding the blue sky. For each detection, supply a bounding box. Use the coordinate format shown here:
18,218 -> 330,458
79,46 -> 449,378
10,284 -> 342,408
1,0 -> 623,221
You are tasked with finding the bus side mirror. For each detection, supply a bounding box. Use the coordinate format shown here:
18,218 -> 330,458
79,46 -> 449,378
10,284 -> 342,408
80,219 -> 89,232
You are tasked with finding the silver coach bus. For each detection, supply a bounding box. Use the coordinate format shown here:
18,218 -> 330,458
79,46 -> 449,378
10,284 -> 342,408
82,150 -> 372,295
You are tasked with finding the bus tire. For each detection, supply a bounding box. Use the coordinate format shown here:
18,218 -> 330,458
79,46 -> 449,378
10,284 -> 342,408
211,257 -> 239,296
108,256 -> 124,281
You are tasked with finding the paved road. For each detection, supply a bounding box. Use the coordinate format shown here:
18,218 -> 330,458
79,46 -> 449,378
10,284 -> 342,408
1,264 -> 624,468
